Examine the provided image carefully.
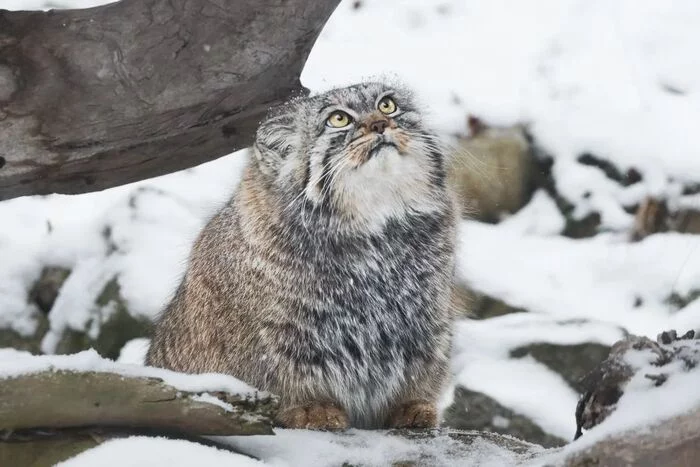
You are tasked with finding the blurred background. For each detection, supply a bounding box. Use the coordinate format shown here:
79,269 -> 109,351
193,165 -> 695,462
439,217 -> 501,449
2,0 -> 699,447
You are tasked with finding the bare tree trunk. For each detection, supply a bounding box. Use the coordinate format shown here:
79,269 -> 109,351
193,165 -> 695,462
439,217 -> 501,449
0,0 -> 339,200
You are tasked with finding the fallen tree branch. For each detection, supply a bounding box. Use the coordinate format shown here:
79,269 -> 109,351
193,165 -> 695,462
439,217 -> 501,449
0,370 -> 278,436
0,0 -> 340,200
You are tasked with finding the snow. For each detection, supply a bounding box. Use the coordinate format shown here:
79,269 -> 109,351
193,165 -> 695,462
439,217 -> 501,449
461,220 -> 700,330
218,428 -> 539,467
117,338 -> 151,365
0,151 -> 247,340
306,1 -> 700,173
448,313 -> 624,440
498,191 -> 566,236
57,437 -> 267,467
308,0 -> 700,233
2,0 -> 700,465
41,256 -> 116,353
458,221 -> 700,337
546,340 -> 700,464
55,429 -> 540,467
455,354 -> 579,440
0,348 -> 261,397
192,393 -> 236,413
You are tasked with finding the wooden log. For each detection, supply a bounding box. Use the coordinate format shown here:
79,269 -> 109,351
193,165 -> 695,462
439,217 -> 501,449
0,370 -> 278,436
0,0 -> 340,200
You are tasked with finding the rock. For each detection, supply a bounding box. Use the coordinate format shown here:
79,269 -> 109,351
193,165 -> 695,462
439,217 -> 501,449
673,209 -> 700,235
3,268 -> 150,358
28,266 -> 71,314
472,294 -> 527,320
0,266 -> 66,353
451,284 -> 526,319
0,311 -> 48,354
55,277 -> 151,359
449,119 -> 536,222
497,190 -> 566,236
393,428 -> 542,455
510,342 -> 611,393
449,120 -> 617,238
442,386 -> 567,448
528,149 -> 602,239
631,197 -> 700,241
575,330 -> 699,439
576,153 -> 643,187
565,405 -> 700,467
265,428 -> 546,467
631,197 -> 669,241
664,290 -> 700,311
562,212 -> 601,239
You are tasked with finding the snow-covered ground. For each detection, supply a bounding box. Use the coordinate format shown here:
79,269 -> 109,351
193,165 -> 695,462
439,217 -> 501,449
2,0 -> 700,465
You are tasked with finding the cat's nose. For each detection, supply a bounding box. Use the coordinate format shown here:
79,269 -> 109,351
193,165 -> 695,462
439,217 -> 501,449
369,120 -> 388,134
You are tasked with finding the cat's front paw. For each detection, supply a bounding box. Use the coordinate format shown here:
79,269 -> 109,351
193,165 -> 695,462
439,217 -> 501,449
276,402 -> 349,431
388,400 -> 437,429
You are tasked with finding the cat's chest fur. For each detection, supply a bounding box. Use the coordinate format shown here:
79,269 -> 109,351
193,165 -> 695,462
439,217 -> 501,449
271,211 -> 454,425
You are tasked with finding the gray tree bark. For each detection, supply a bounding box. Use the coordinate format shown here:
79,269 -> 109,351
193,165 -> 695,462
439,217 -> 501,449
0,0 -> 339,200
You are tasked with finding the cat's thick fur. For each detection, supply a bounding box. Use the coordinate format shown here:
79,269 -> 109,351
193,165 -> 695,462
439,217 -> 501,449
146,82 -> 458,430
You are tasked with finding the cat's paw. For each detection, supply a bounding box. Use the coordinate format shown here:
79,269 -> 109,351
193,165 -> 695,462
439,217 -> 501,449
276,402 -> 349,431
388,400 -> 437,429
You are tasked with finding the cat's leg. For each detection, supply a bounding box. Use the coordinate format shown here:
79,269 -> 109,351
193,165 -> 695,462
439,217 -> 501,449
386,356 -> 449,429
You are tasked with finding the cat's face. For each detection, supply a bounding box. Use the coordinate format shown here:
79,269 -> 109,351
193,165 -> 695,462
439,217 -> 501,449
254,82 -> 445,229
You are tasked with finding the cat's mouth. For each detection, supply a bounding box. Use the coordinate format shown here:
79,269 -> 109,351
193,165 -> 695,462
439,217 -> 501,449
348,133 -> 408,167
367,140 -> 399,159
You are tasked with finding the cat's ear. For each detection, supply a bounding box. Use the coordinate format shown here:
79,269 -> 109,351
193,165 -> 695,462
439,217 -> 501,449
253,107 -> 299,177
252,141 -> 284,177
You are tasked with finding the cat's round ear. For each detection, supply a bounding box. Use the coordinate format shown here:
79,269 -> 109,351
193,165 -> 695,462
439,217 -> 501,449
252,103 -> 300,177
252,141 -> 283,177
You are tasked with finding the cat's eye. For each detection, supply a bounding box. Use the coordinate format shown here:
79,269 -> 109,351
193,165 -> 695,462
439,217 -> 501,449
326,111 -> 353,128
377,96 -> 397,115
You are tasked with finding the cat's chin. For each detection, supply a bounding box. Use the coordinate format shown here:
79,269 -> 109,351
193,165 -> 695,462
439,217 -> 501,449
368,142 -> 400,160
360,145 -> 403,173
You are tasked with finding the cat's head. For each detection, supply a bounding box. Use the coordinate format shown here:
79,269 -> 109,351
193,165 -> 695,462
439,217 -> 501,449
253,82 -> 446,229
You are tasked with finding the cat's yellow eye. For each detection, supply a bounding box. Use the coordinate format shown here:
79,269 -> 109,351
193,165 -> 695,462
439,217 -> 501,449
326,111 -> 353,128
377,96 -> 397,114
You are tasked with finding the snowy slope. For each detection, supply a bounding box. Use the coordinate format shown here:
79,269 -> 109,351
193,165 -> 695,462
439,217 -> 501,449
2,0 -> 700,465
